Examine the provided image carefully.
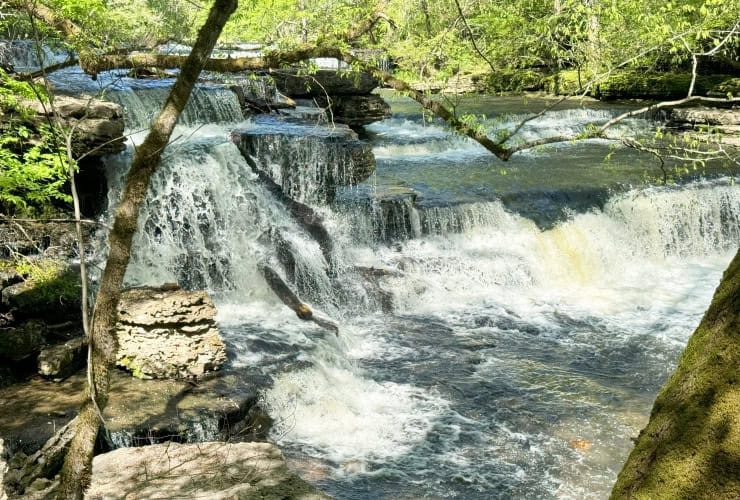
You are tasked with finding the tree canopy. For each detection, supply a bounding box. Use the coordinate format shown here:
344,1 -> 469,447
4,0 -> 738,81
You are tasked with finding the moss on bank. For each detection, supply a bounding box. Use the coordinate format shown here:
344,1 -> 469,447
479,68 -> 736,100
610,249 -> 740,499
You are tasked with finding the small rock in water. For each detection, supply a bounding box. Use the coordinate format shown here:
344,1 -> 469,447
569,439 -> 593,451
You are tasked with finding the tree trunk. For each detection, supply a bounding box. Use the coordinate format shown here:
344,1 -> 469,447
611,248 -> 740,499
81,45 -> 343,76
55,0 -> 238,497
298,0 -> 308,44
584,0 -> 601,75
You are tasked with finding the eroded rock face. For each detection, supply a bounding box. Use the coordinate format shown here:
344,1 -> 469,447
86,441 -> 330,500
115,287 -> 226,379
668,106 -> 740,146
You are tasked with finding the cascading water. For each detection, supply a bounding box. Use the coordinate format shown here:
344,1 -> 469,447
99,83 -> 739,499
107,86 -> 244,130
0,40 -> 69,72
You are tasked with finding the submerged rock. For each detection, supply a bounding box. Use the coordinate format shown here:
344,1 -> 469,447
115,286 -> 227,379
86,441 -> 330,499
104,371 -> 269,447
0,368 -> 268,456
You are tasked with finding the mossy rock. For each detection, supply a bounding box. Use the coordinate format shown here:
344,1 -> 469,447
1,262 -> 81,320
708,77 -> 740,98
611,249 -> 740,498
542,70 -> 585,95
594,71 -> 730,100
0,320 -> 47,360
485,68 -> 548,93
542,70 -> 734,100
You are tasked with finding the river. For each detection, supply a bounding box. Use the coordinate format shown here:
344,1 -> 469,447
75,69 -> 740,499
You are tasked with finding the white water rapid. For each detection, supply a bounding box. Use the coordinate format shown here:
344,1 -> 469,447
96,84 -> 739,499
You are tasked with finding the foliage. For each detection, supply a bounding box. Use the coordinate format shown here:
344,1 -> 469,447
0,69 -> 71,217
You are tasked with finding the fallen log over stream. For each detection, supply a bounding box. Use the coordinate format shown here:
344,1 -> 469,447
260,266 -> 339,336
238,144 -> 335,268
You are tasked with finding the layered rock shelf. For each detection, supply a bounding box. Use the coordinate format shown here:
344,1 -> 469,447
115,286 -> 227,379
269,68 -> 390,127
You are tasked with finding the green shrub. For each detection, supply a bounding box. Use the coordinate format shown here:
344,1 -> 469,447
0,69 -> 71,217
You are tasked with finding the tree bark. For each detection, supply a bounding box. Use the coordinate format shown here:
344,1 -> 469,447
80,45 -> 345,77
55,0 -> 238,497
611,248 -> 740,499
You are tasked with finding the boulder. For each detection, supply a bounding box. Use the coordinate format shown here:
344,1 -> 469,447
22,95 -> 125,157
37,337 -> 86,380
271,68 -> 379,97
317,94 -> 391,127
229,79 -> 295,114
232,120 -> 375,204
0,321 -> 47,361
0,269 -> 80,321
86,442 -> 330,500
115,286 -> 226,379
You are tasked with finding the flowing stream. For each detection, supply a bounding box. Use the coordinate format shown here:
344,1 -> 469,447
92,78 -> 740,499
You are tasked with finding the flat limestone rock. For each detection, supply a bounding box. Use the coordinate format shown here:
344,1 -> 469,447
0,369 -> 265,456
85,441 -> 330,499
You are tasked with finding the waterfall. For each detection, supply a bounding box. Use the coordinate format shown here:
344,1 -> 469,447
335,180 -> 740,305
103,126 -> 340,307
368,107 -> 654,161
0,40 -> 69,72
233,116 -> 375,204
107,86 -> 244,131
96,87 -> 739,498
